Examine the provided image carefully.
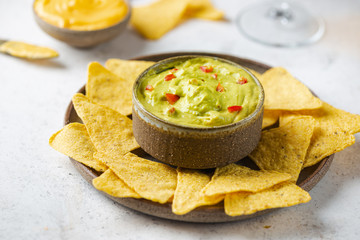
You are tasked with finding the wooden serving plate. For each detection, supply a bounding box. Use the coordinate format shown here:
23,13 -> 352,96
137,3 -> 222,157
65,52 -> 334,223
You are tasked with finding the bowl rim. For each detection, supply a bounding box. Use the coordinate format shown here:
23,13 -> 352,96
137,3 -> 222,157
132,55 -> 265,131
32,0 -> 131,33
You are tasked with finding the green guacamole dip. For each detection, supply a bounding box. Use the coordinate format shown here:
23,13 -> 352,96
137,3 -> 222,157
137,57 -> 261,127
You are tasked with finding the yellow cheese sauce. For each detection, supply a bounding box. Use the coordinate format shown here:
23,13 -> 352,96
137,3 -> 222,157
34,0 -> 128,31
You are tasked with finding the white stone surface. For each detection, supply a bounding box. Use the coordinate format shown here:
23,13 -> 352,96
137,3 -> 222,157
1,0 -> 360,239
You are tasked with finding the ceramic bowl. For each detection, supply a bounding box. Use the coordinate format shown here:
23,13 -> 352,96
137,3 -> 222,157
132,55 -> 265,169
33,0 -> 131,48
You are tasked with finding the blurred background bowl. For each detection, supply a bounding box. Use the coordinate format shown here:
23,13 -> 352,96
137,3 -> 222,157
33,0 -> 131,48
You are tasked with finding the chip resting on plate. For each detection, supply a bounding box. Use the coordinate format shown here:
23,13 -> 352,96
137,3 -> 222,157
280,101 -> 360,167
202,164 -> 292,196
261,67 -> 322,110
262,110 -> 280,129
249,116 -> 315,182
95,152 -> 177,204
224,182 -> 311,216
93,169 -> 141,198
72,93 -> 139,157
172,168 -> 224,215
86,62 -> 133,116
105,59 -> 155,84
49,122 -> 107,172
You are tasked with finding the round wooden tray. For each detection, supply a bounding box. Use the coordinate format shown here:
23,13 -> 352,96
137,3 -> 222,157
65,52 -> 334,223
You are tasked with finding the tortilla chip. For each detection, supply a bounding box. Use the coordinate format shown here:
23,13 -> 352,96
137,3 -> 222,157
105,59 -> 155,83
95,152 -> 177,204
224,182 -> 311,216
185,0 -> 224,20
131,0 -> 188,40
280,101 -> 359,167
49,122 -> 107,172
72,93 -> 139,157
0,41 -> 58,59
262,110 -> 280,129
202,164 -> 291,196
86,62 -> 133,116
249,116 -> 315,182
172,168 -> 224,215
261,67 -> 322,110
131,0 -> 223,40
92,169 -> 141,198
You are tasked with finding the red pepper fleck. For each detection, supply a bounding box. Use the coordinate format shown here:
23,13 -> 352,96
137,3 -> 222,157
200,66 -> 213,73
211,73 -> 218,79
168,107 -> 176,114
170,68 -> 178,73
237,77 -> 248,85
227,105 -> 243,113
165,93 -> 180,105
216,82 -> 225,92
164,74 -> 176,81
145,85 -> 154,91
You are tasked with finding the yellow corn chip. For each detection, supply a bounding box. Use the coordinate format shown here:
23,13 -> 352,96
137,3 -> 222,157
86,62 -> 132,116
131,0 -> 188,40
262,110 -> 280,129
93,169 -> 141,198
202,164 -> 291,196
95,152 -> 177,204
172,168 -> 224,215
105,59 -> 155,83
72,93 -> 139,157
131,0 -> 223,39
49,122 -> 107,172
280,101 -> 359,167
0,41 -> 59,59
224,182 -> 311,216
249,116 -> 315,182
185,0 -> 224,20
261,67 -> 322,110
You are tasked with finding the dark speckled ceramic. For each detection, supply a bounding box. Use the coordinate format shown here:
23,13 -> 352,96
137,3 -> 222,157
132,55 -> 265,169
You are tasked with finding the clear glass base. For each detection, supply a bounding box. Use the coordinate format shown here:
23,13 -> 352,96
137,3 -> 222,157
236,1 -> 325,47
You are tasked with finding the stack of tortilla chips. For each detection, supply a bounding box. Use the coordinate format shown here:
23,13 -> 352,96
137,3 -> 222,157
49,59 -> 360,216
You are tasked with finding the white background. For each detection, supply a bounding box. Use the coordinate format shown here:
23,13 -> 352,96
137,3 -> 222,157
1,0 -> 360,239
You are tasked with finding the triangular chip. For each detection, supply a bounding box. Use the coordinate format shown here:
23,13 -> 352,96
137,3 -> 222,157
86,62 -> 133,116
131,0 -> 223,40
224,182 -> 311,216
93,169 -> 141,198
172,168 -> 224,215
262,110 -> 280,129
49,122 -> 107,172
0,41 -> 58,59
249,116 -> 315,182
131,0 -> 188,40
95,152 -> 177,204
72,93 -> 139,157
105,59 -> 155,83
261,67 -> 322,110
202,164 -> 291,196
185,0 -> 224,20
280,101 -> 359,167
